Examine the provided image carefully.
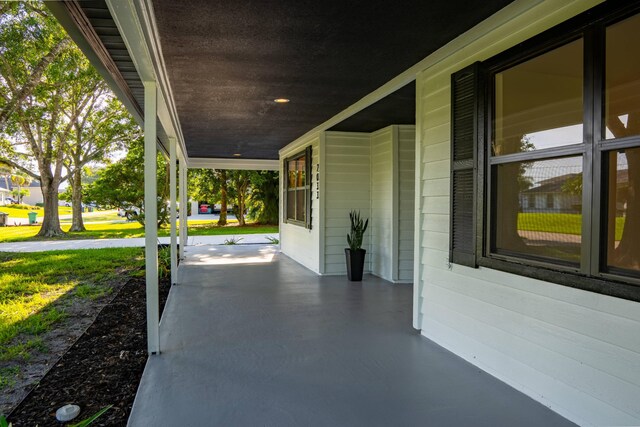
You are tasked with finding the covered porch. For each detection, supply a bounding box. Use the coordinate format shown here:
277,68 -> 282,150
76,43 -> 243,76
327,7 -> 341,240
46,1 -> 640,425
128,244 -> 572,426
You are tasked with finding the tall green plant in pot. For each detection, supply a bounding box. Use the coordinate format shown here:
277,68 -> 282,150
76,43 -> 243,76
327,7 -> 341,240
345,210 -> 369,281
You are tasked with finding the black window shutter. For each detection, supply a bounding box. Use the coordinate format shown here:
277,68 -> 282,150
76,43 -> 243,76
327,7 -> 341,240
305,145 -> 312,229
450,62 -> 483,267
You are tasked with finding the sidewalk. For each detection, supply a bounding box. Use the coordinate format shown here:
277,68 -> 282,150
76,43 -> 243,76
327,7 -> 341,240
0,233 -> 279,252
3,211 -> 235,226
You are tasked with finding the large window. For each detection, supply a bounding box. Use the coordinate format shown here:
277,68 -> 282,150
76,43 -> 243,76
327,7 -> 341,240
450,3 -> 640,300
491,38 -> 584,267
284,147 -> 312,227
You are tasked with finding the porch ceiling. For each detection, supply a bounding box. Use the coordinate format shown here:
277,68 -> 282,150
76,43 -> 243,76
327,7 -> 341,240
152,0 -> 515,159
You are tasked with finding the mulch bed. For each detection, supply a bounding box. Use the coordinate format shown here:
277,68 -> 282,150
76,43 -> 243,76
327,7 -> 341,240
8,277 -> 171,426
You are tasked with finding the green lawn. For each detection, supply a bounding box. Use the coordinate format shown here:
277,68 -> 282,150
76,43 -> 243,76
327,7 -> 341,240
0,222 -> 278,243
0,205 -> 72,219
517,212 -> 624,240
0,248 -> 145,389
59,210 -> 121,223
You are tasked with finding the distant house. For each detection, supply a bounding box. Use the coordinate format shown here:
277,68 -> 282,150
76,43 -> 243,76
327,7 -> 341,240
0,186 -> 10,204
3,180 -> 70,206
5,180 -> 44,206
521,170 -> 630,215
520,173 -> 582,214
19,181 -> 43,206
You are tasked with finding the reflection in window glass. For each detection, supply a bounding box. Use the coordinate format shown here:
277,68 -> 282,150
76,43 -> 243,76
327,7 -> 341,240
297,157 -> 306,186
296,189 -> 306,223
493,39 -> 583,155
286,189 -> 296,219
493,157 -> 582,264
606,148 -> 640,273
288,161 -> 297,188
605,14 -> 640,140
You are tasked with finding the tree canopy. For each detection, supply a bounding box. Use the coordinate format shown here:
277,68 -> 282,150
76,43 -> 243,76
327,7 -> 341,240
188,168 -> 279,225
85,136 -> 170,227
0,2 -> 136,235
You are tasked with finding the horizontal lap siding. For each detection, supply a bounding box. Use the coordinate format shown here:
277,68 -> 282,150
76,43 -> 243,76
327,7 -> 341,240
398,126 -> 415,282
324,132 -> 371,275
370,128 -> 393,280
416,0 -> 639,425
280,137 -> 320,273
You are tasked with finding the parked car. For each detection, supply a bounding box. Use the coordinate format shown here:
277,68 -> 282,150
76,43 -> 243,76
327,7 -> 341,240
2,197 -> 17,205
118,207 -> 140,220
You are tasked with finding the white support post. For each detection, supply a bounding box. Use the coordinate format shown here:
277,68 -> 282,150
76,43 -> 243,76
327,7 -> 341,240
179,162 -> 187,256
144,81 -> 160,355
178,157 -> 186,260
182,166 -> 188,250
169,137 -> 178,286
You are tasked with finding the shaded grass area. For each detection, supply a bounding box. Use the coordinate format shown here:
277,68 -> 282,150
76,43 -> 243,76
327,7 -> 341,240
0,205 -> 71,219
0,222 -> 278,243
59,210 -> 121,224
0,248 -> 144,390
517,213 -> 624,240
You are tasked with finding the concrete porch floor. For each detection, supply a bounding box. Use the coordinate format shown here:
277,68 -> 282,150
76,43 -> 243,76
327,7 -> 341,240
128,245 -> 574,427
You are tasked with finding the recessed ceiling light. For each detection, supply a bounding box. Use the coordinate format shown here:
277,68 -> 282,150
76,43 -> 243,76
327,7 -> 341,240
233,153 -> 242,157
273,98 -> 290,103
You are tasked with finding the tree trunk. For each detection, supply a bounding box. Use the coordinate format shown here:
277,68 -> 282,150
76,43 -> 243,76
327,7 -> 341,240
237,192 -> 245,226
218,170 -> 228,226
69,169 -> 85,232
36,178 -> 64,237
609,113 -> 640,270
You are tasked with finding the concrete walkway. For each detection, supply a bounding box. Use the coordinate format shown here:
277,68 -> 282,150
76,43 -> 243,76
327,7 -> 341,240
0,233 -> 278,252
128,245 -> 574,427
1,210 -> 236,225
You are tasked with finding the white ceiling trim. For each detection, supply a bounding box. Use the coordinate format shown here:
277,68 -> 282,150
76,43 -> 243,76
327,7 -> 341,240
188,158 -> 279,171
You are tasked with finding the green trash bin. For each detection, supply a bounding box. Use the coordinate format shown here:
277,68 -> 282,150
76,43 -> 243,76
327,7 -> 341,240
28,211 -> 37,225
0,212 -> 7,227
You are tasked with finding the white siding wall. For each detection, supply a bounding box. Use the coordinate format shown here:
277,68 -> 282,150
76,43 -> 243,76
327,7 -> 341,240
370,127 -> 393,280
416,1 -> 640,425
280,135 -> 321,273
397,126 -> 415,282
324,132 -> 371,275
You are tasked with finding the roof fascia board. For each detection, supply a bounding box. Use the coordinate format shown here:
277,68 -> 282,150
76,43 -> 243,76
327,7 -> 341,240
46,2 -> 144,126
135,0 -> 189,162
106,0 -> 187,160
188,158 -> 279,171
279,0 -> 543,157
104,0 -> 155,81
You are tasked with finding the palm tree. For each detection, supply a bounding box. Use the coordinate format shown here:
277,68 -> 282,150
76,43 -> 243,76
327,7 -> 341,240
10,174 -> 31,204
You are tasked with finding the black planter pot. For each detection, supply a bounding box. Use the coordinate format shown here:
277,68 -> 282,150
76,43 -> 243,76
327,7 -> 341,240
345,248 -> 366,281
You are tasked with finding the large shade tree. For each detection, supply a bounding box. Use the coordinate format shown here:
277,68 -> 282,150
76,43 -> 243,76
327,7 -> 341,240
227,170 -> 252,226
248,171 -> 279,224
188,168 -> 230,226
0,3 -> 124,236
64,91 -> 138,232
0,2 -> 69,133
